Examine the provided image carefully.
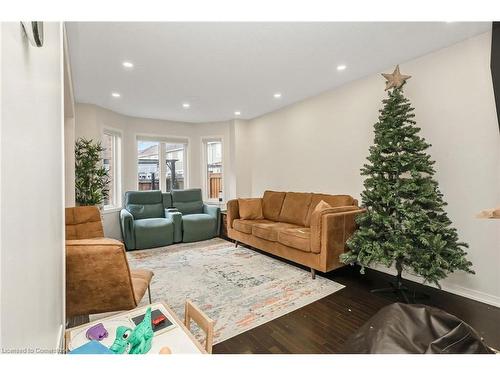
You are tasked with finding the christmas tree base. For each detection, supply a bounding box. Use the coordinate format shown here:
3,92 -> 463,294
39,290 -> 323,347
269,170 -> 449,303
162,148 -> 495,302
371,261 -> 429,304
371,283 -> 429,304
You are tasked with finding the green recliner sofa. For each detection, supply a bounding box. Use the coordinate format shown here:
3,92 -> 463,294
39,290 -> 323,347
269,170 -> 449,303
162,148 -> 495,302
120,190 -> 181,250
171,188 -> 220,243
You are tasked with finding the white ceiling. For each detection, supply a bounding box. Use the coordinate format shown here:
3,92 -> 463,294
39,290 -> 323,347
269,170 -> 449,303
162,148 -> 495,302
66,22 -> 491,123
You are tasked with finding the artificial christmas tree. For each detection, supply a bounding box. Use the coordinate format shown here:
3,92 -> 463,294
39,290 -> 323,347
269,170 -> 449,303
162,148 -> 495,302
341,65 -> 474,302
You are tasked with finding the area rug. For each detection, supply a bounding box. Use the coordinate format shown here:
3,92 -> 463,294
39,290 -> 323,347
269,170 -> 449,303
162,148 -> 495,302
126,238 -> 344,344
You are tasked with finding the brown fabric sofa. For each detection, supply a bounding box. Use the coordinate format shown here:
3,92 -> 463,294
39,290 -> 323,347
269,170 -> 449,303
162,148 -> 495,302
227,191 -> 365,278
65,206 -> 153,317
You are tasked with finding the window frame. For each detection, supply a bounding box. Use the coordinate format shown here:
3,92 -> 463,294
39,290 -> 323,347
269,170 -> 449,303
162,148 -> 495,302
136,134 -> 189,192
102,128 -> 122,212
163,142 -> 188,191
201,136 -> 224,203
136,139 -> 161,192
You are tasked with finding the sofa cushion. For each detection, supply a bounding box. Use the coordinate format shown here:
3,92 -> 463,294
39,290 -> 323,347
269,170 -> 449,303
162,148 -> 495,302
181,213 -> 218,242
305,193 -> 356,226
162,192 -> 173,208
126,190 -> 163,205
262,190 -> 286,221
278,227 -> 311,252
130,269 -> 154,304
311,200 -> 332,216
238,198 -> 264,219
134,218 -> 174,249
65,206 -> 104,240
233,219 -> 273,234
171,189 -> 204,215
252,222 -> 299,242
279,192 -> 313,226
125,190 -> 165,220
127,203 -> 164,220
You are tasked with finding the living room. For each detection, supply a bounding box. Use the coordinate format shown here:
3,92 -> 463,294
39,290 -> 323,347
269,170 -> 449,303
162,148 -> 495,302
1,0 -> 499,372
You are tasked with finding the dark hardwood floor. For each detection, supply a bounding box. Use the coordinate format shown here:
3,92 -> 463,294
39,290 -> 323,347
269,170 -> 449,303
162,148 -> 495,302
68,244 -> 500,354
213,262 -> 500,354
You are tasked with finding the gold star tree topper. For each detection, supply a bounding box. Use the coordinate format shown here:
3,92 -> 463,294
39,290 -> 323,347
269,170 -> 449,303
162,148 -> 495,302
381,65 -> 411,91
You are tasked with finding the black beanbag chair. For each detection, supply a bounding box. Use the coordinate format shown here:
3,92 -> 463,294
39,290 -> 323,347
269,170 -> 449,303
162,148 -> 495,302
342,303 -> 494,354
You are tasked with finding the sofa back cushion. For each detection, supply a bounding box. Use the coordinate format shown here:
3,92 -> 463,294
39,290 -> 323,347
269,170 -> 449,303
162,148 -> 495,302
65,206 -> 104,240
262,190 -> 286,221
305,193 -> 357,226
162,192 -> 173,208
125,190 -> 164,220
238,198 -> 264,219
171,188 -> 204,215
279,192 -> 313,226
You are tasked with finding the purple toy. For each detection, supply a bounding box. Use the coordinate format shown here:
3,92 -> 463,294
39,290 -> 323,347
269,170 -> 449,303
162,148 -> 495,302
86,323 -> 108,341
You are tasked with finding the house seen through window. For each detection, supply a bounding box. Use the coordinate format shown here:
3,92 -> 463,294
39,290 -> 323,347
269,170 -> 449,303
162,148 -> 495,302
205,140 -> 223,201
137,141 -> 160,190
137,139 -> 187,192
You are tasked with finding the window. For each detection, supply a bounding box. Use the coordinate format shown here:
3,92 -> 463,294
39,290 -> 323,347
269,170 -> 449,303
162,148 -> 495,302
102,130 -> 121,209
165,143 -> 186,190
137,137 -> 188,192
137,140 -> 160,191
204,139 -> 223,201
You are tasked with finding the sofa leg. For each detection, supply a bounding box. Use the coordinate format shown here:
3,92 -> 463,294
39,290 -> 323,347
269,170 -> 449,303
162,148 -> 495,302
311,268 -> 316,279
235,240 -> 239,248
147,285 -> 152,304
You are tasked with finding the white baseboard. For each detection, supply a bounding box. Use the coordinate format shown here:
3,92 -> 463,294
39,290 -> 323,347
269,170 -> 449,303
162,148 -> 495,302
369,265 -> 500,308
436,282 -> 500,308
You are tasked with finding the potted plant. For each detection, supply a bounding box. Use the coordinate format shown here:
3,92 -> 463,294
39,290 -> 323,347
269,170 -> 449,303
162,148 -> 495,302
75,138 -> 110,207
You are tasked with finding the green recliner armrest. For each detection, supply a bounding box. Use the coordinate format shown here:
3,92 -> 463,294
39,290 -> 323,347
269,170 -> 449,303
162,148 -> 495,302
203,204 -> 221,235
120,209 -> 136,250
165,209 -> 183,243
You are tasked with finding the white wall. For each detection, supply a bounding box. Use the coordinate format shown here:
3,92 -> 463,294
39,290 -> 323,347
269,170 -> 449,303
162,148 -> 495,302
64,27 -> 76,207
243,32 -> 500,307
0,22 -> 64,351
74,104 -> 234,239
64,117 -> 76,207
230,119 -> 253,198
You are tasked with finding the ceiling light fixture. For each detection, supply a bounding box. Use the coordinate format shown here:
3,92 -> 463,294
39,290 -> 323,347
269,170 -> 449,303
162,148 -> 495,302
337,64 -> 347,71
234,111 -> 241,116
273,92 -> 282,99
182,103 -> 190,109
111,92 -> 121,98
122,61 -> 134,69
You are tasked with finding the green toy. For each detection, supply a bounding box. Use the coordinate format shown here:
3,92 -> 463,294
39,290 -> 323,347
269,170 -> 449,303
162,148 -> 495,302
128,307 -> 154,354
109,326 -> 132,354
109,308 -> 154,354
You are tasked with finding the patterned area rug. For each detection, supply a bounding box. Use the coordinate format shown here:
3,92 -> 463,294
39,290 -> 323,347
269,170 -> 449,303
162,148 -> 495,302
127,238 -> 344,344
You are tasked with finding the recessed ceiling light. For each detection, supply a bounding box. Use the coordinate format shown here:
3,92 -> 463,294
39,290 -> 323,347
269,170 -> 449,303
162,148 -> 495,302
337,64 -> 347,71
234,111 -> 241,116
122,61 -> 134,69
273,92 -> 282,99
111,92 -> 121,98
182,103 -> 190,109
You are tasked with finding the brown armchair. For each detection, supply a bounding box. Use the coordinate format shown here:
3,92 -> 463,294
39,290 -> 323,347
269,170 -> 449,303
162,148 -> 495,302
65,206 -> 153,318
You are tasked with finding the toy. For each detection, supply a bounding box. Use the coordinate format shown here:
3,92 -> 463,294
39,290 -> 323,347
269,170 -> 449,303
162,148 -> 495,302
109,307 -> 154,354
152,315 -> 166,327
159,346 -> 172,354
69,340 -> 114,354
109,326 -> 132,354
85,323 -> 108,341
128,307 -> 154,354
131,308 -> 173,333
